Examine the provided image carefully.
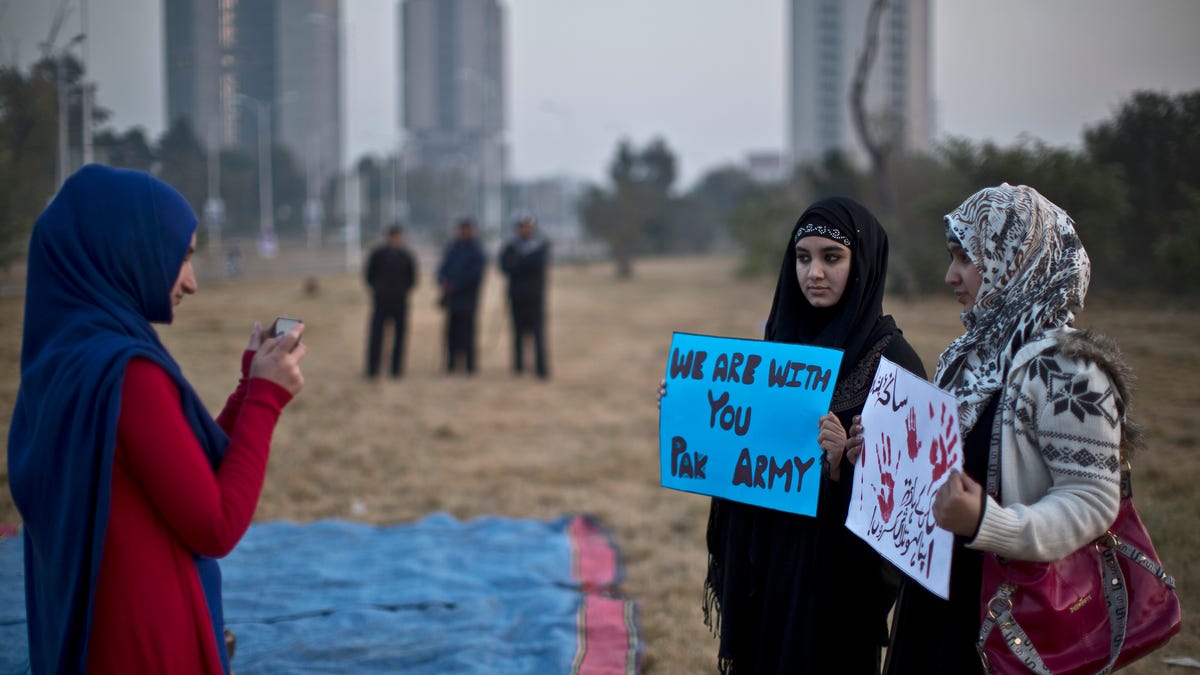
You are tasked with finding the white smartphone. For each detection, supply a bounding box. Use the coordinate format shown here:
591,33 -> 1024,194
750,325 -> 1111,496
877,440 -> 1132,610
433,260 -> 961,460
270,316 -> 302,339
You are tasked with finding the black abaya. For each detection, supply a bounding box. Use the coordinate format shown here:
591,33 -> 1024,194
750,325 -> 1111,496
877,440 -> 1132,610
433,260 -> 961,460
883,396 -> 997,675
704,197 -> 927,675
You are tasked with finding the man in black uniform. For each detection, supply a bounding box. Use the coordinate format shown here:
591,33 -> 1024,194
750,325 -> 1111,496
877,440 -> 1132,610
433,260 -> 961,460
436,218 -> 486,374
499,214 -> 550,379
364,224 -> 418,379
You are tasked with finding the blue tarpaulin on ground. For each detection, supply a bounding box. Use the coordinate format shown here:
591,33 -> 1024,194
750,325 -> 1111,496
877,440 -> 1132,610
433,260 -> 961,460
0,514 -> 640,674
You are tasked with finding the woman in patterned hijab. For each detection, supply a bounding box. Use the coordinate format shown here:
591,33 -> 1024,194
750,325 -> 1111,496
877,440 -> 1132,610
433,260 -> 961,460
934,183 -> 1091,432
886,184 -> 1126,674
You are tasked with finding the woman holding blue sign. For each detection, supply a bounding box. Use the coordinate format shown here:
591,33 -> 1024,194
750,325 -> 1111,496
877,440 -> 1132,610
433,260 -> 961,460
884,184 -> 1134,673
698,197 -> 926,674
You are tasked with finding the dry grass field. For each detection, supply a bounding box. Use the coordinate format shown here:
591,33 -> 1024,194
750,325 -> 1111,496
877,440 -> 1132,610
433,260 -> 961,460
0,252 -> 1195,674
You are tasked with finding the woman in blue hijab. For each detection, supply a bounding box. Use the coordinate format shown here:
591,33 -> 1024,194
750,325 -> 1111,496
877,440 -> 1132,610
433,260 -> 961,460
8,164 -> 306,673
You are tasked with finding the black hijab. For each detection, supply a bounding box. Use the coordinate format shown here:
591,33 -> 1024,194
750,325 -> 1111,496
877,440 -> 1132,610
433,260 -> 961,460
764,196 -> 898,405
704,197 -> 905,675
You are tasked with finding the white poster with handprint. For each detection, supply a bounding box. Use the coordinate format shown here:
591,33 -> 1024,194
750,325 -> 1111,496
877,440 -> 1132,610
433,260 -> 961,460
846,356 -> 962,600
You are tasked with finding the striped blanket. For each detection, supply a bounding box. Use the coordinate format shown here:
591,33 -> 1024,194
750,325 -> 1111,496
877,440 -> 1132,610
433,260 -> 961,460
0,514 -> 641,674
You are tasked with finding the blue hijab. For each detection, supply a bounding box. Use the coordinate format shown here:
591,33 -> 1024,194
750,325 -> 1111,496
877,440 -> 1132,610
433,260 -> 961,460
7,164 -> 231,674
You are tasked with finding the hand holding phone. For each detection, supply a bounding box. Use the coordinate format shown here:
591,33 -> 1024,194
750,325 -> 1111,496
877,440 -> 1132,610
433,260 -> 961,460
251,317 -> 307,395
267,316 -> 303,354
270,316 -> 303,341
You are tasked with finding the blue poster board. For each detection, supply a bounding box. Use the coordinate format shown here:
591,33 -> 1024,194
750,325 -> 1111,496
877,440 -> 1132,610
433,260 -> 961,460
658,332 -> 843,516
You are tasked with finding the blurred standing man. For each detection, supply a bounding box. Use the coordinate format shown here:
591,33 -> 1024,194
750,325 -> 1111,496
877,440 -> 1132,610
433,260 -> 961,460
364,225 -> 418,379
499,214 -> 551,379
436,218 -> 486,374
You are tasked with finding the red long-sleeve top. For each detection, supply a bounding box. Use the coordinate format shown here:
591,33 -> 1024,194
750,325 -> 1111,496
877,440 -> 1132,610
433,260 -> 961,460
86,352 -> 291,674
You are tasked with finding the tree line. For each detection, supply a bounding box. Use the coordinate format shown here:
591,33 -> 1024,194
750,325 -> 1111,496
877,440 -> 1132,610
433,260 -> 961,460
3,51 -> 1198,296
580,90 -> 1200,296
0,52 -> 509,267
0,54 -> 321,270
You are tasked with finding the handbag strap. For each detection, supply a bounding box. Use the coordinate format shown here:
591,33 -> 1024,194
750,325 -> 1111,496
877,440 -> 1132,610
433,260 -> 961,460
1112,532 -> 1176,589
977,352 -> 1175,674
985,394 -> 1004,500
978,542 -> 1129,675
978,388 -> 1144,675
978,581 -> 1053,675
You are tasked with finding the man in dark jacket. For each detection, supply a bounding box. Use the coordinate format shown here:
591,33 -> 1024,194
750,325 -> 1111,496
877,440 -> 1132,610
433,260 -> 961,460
436,218 -> 486,374
499,214 -> 550,378
364,224 -> 418,378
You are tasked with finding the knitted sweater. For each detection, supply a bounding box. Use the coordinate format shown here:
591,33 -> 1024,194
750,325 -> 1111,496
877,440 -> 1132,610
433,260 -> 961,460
967,328 -> 1134,562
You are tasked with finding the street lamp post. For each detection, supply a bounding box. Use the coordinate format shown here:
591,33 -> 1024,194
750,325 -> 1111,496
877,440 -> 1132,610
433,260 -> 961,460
80,0 -> 93,166
456,68 -> 502,237
539,99 -> 575,234
304,132 -> 327,250
344,163 -> 362,271
396,134 -> 409,223
360,131 -> 409,232
50,33 -> 86,189
234,93 -> 279,258
56,54 -> 69,188
304,10 -> 335,251
204,113 -> 225,254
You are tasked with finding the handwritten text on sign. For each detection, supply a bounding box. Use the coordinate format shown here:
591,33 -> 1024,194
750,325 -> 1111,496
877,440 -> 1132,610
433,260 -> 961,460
846,356 -> 962,599
658,332 -> 842,517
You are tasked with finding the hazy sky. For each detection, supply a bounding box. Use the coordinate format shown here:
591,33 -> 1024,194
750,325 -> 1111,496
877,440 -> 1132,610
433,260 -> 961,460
4,0 -> 1200,187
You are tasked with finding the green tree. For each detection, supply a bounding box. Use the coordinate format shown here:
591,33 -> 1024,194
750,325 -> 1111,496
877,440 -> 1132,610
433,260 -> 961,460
402,166 -> 439,233
270,144 -> 306,239
356,155 -> 387,236
681,165 -> 759,255
886,152 -> 967,295
633,139 -> 679,254
1085,91 -> 1200,221
697,152 -> 870,280
1153,185 -> 1200,294
796,150 -> 871,205
95,127 -> 155,172
725,184 -> 801,278
156,119 -> 207,215
937,137 -> 1129,290
1084,90 -> 1200,290
0,63 -> 56,269
581,138 -> 680,278
218,148 -> 259,237
402,162 -> 473,239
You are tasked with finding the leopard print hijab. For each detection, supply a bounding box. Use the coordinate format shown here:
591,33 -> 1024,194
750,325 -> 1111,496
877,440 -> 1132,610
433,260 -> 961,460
934,183 -> 1091,433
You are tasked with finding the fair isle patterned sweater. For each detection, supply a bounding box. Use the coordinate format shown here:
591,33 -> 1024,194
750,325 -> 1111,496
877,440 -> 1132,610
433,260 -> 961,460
968,327 -> 1138,562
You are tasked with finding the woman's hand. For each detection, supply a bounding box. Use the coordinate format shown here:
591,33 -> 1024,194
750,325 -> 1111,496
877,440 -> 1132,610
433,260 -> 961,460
656,379 -> 667,409
249,322 -> 307,396
818,413 -> 849,481
844,415 -> 865,466
245,322 -> 267,352
932,469 -> 983,537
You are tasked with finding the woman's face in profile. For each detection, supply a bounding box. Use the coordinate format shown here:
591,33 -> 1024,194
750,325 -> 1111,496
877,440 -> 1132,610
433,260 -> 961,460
944,238 -> 982,310
170,234 -> 198,313
794,235 -> 851,308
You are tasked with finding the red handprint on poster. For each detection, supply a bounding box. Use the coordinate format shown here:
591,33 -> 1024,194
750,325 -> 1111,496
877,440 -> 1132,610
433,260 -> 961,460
905,406 -> 922,460
846,356 -> 962,601
928,402 -> 960,482
872,433 -> 897,523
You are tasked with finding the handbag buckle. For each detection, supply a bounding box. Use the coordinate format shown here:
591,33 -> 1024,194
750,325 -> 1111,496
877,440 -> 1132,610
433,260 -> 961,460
986,593 -> 1013,621
1096,531 -> 1119,550
978,648 -> 993,673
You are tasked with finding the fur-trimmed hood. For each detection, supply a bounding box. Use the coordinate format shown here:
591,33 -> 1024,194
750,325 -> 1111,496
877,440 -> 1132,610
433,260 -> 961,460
1057,328 -> 1146,458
